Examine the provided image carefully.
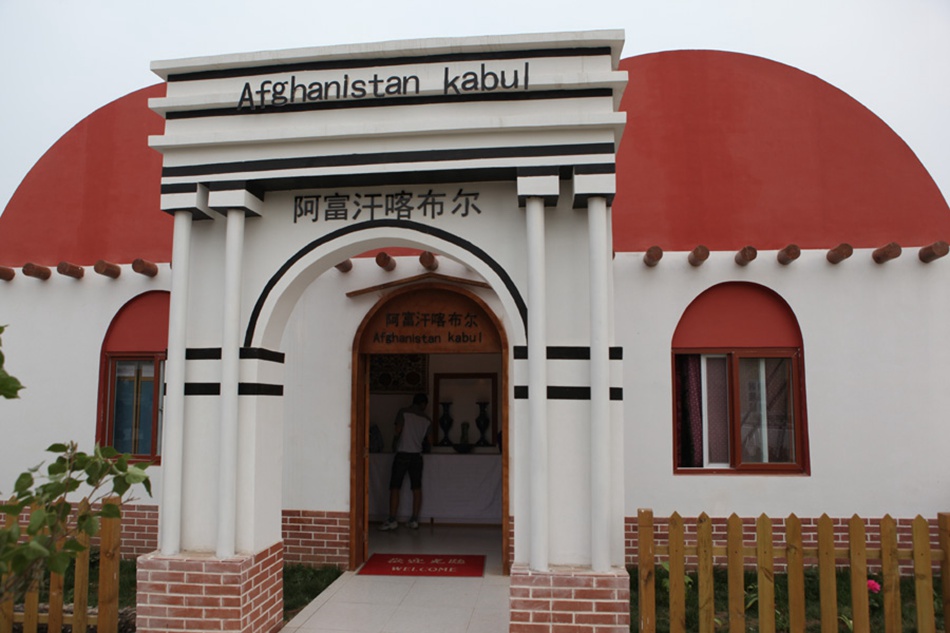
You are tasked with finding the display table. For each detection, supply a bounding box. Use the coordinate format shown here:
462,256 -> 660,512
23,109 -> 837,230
369,453 -> 502,524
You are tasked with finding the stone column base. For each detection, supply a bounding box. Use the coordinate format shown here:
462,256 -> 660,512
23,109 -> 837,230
136,542 -> 283,633
509,564 -> 630,633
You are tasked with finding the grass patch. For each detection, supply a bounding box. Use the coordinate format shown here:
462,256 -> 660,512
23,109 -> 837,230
34,549 -> 137,609
629,565 -> 945,632
283,564 -> 344,621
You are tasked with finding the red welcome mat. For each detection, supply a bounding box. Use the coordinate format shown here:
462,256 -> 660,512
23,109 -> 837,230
359,553 -> 485,577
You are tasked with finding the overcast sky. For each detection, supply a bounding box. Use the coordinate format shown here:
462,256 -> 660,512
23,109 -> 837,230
1,0 -> 948,214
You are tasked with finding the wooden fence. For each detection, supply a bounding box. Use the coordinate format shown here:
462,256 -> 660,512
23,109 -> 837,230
0,498 -> 121,633
637,509 -> 950,633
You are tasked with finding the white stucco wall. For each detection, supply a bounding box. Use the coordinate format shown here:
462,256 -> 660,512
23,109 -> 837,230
0,266 -> 169,502
618,247 -> 950,519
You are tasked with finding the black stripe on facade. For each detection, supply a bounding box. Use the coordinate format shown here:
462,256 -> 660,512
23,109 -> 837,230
184,383 -> 221,396
161,182 -> 199,194
240,347 -> 286,363
238,383 -> 284,396
166,88 -> 613,120
167,46 -> 614,82
162,143 -> 616,179
547,346 -> 590,360
511,346 -> 623,360
245,219 -> 528,347
186,348 -> 222,360
574,164 -> 615,175
513,385 -> 621,400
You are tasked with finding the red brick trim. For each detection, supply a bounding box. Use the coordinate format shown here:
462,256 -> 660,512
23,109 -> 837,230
119,503 -> 159,558
136,541 -> 283,633
282,509 -> 349,567
510,564 -> 630,633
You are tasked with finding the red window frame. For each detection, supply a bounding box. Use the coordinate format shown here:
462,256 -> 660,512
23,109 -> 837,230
672,346 -> 809,475
100,351 -> 165,463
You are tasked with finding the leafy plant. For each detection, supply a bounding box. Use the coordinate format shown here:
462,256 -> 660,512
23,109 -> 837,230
0,442 -> 151,601
0,325 -> 24,399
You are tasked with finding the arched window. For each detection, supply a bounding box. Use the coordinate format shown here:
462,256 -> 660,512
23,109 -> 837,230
671,282 -> 808,474
97,291 -> 169,461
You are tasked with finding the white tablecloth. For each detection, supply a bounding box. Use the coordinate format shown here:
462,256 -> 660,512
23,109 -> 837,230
369,453 -> 503,524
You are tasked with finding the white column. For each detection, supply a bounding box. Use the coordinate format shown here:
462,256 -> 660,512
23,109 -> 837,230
588,196 -> 611,572
526,196 -> 549,572
160,210 -> 193,555
217,209 -> 245,558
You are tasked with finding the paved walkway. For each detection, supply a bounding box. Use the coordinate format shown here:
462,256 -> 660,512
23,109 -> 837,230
283,525 -> 509,633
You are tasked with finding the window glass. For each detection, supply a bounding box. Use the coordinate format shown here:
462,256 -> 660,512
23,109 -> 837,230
110,358 -> 162,458
704,356 -> 730,466
675,352 -> 802,472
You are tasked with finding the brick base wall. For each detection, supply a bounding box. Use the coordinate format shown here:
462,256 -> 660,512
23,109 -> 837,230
510,564 -> 631,633
136,541 -> 283,633
282,509 -> 349,567
624,514 -> 942,574
120,504 -> 159,558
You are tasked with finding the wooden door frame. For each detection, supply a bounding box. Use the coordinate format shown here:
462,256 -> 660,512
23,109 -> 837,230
348,284 -> 510,572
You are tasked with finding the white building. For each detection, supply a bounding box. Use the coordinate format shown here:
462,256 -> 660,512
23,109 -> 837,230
1,31 -> 948,633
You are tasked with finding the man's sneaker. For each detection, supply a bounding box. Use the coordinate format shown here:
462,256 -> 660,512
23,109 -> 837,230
408,518 -> 420,529
379,518 -> 398,531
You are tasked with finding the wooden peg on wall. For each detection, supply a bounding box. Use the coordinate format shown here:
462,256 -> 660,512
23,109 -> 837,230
22,263 -> 51,280
419,251 -> 439,271
872,242 -> 901,264
734,246 -> 757,266
132,258 -> 158,277
688,245 -> 709,267
918,241 -> 949,263
57,261 -> 84,279
643,246 -> 663,267
826,243 -> 853,264
94,260 -> 121,278
777,244 -> 801,265
334,259 -> 353,272
0,266 -> 14,281
375,252 -> 396,271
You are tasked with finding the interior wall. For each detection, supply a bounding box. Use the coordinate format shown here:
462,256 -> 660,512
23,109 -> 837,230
369,353 -> 503,451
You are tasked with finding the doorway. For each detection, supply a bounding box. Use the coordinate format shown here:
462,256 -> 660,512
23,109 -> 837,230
349,283 -> 509,572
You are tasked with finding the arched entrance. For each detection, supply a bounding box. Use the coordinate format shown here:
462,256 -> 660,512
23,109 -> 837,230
350,282 -> 509,570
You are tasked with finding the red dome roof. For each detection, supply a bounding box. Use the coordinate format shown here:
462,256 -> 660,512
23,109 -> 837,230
612,50 -> 950,252
0,84 -> 170,267
2,52 -> 947,265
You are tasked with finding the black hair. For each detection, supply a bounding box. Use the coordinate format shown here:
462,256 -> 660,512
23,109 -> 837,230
412,393 -> 428,406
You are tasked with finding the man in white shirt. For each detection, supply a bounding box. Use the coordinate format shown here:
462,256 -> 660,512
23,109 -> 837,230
380,393 -> 432,530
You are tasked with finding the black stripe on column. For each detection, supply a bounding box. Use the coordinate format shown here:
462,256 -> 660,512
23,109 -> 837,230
547,386 -> 590,400
514,386 -> 529,399
238,383 -> 284,396
513,346 -> 528,359
186,348 -> 222,360
184,383 -> 221,396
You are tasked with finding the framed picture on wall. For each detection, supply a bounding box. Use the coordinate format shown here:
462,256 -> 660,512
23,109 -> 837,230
369,354 -> 428,393
432,373 -> 498,447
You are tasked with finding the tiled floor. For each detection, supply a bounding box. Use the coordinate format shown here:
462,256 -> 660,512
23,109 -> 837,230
283,524 -> 509,633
